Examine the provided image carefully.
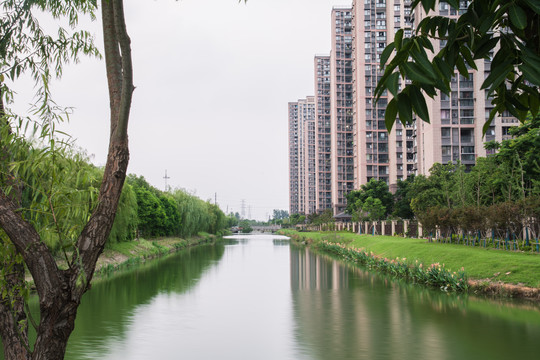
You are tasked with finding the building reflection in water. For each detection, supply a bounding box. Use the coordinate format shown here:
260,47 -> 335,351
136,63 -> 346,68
288,244 -> 540,360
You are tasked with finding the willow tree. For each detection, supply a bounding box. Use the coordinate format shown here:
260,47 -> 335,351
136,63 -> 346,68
0,0 -> 133,359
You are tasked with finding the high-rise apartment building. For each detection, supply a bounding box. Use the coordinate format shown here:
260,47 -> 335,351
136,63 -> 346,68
352,0 -> 415,191
288,97 -> 316,216
314,55 -> 332,213
302,96 -> 317,215
288,0 -> 514,216
330,7 -> 355,214
288,102 -> 301,215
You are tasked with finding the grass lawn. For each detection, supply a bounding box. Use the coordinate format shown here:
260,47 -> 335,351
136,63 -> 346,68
283,230 -> 540,288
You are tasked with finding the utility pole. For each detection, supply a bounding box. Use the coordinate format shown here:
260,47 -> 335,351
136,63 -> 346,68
215,192 -> 217,206
163,169 -> 170,192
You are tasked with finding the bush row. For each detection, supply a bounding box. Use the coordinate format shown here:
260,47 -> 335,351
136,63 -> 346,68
287,232 -> 468,293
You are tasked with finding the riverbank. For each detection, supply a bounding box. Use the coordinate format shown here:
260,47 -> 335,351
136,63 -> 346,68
94,233 -> 217,278
280,230 -> 540,301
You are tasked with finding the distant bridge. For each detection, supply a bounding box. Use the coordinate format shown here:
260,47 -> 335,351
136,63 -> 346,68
230,225 -> 282,234
251,225 -> 282,233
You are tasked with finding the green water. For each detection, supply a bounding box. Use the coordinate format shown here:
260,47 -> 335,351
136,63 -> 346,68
2,234 -> 540,359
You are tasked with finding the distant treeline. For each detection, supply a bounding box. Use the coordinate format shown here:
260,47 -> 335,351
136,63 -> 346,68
300,115 -> 540,240
1,124 -> 234,254
115,175 -> 235,242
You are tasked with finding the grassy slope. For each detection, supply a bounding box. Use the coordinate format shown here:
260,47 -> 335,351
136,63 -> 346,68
283,231 -> 540,288
95,234 -> 214,275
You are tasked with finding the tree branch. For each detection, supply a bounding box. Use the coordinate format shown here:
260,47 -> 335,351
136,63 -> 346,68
112,0 -> 134,142
73,0 -> 132,297
0,191 -> 62,303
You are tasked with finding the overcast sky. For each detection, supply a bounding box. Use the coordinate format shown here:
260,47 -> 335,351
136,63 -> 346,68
13,0 -> 351,220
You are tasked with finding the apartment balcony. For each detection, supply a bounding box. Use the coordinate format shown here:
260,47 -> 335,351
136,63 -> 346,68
459,99 -> 474,107
461,154 -> 476,163
460,136 -> 474,145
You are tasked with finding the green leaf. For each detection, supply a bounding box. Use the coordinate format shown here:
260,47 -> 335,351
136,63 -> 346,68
509,5 -> 527,30
421,0 -> 436,12
523,0 -> 540,14
529,93 -> 540,119
459,45 -> 477,70
472,36 -> 499,60
385,98 -> 398,132
519,63 -> 540,87
437,17 -> 449,39
402,62 -> 436,85
380,43 -> 395,68
410,46 -> 439,80
409,86 -> 430,123
397,93 -> 413,125
483,107 -> 500,135
433,56 -> 454,80
481,59 -> 513,90
387,72 -> 400,97
521,46 -> 540,69
455,56 -> 469,78
395,29 -> 404,51
478,13 -> 497,34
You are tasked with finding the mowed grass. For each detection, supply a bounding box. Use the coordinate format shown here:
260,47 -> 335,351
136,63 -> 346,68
285,231 -> 540,288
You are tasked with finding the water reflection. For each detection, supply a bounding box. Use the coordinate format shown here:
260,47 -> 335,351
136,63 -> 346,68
65,243 -> 225,359
2,237 -> 540,360
273,238 -> 291,246
289,245 -> 540,360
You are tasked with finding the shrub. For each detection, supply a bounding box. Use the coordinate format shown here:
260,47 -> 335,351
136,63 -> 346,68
315,240 -> 469,292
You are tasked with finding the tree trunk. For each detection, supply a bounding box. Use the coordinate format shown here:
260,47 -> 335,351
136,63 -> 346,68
0,1 -> 133,359
0,261 -> 29,360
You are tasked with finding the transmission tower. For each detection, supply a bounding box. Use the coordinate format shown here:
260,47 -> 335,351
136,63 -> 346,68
241,199 -> 246,219
163,170 -> 170,192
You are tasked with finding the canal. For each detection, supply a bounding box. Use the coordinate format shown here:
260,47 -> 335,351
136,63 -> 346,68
2,234 -> 540,359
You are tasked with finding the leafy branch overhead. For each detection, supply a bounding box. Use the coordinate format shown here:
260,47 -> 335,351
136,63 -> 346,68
375,0 -> 540,133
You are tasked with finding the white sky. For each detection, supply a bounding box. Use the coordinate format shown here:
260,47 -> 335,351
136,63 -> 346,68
13,0 -> 352,220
